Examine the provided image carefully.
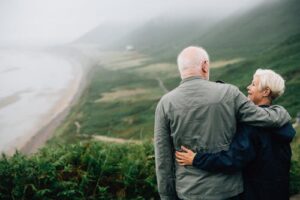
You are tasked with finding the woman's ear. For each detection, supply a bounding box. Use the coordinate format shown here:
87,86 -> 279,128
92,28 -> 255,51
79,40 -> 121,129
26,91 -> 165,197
263,87 -> 271,97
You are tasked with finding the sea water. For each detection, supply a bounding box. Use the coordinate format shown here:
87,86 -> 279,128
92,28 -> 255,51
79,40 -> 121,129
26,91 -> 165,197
0,47 -> 79,153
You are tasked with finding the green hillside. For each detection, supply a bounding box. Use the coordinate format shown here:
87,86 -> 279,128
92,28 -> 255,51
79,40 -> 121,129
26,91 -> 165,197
211,33 -> 300,116
75,23 -> 138,49
112,16 -> 217,56
198,0 -> 300,59
115,0 -> 300,62
50,33 -> 300,143
77,0 -> 299,62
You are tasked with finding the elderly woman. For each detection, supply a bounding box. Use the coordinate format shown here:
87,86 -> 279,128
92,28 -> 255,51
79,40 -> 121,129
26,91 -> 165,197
175,69 -> 295,200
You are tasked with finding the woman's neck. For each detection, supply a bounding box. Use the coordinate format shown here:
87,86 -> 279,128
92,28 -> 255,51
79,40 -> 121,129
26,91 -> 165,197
257,98 -> 271,106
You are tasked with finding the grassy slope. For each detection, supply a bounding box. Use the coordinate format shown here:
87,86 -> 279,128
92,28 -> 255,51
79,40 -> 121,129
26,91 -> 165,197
109,15 -> 218,61
122,0 -> 300,62
210,33 -> 300,117
76,0 -> 299,63
78,68 -> 159,139
197,0 -> 300,59
51,62 -> 164,141
52,32 -> 300,143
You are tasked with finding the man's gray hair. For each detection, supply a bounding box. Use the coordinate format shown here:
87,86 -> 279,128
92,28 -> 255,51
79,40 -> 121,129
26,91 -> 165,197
177,46 -> 209,73
254,69 -> 285,100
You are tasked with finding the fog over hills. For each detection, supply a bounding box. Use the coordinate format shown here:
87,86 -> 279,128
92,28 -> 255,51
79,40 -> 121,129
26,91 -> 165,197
77,0 -> 300,61
75,13 -> 221,51
0,0 -> 266,46
75,14 -> 215,48
197,0 -> 300,59
75,23 -> 139,49
106,16 -> 218,52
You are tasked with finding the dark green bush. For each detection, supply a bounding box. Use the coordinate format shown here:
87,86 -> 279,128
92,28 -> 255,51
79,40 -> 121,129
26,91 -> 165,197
290,144 -> 300,195
1,141 -> 300,199
0,142 -> 158,200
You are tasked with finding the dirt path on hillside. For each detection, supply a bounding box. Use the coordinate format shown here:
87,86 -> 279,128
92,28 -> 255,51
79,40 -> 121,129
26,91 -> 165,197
91,135 -> 142,144
290,194 -> 300,200
156,78 -> 169,94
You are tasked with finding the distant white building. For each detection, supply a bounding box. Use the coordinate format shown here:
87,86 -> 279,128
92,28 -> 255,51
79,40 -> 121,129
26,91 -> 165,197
126,45 -> 134,51
296,112 -> 300,125
293,112 -> 300,128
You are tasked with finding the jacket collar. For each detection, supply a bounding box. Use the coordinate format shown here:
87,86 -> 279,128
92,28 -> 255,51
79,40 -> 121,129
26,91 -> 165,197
258,105 -> 270,108
180,76 -> 205,85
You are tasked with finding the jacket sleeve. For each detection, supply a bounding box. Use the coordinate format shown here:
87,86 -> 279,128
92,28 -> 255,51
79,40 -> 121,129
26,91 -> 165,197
154,101 -> 178,199
273,122 -> 296,143
232,86 -> 291,127
193,124 -> 256,173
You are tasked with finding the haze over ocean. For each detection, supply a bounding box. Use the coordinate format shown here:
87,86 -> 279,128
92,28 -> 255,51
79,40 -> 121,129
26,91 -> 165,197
0,48 -> 81,153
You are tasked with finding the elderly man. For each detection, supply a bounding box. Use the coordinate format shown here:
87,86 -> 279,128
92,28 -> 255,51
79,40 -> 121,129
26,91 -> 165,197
154,46 -> 291,200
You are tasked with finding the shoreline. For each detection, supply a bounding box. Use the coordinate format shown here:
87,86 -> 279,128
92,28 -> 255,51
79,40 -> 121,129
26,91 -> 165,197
18,45 -> 102,155
0,48 -> 87,156
10,45 -> 98,155
19,60 -> 90,155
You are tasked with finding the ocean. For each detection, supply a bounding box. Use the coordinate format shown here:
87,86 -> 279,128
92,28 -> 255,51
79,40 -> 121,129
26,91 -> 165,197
0,47 -> 82,153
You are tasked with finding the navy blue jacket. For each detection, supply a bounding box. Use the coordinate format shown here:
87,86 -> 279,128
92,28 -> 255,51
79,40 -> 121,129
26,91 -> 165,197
193,119 -> 295,200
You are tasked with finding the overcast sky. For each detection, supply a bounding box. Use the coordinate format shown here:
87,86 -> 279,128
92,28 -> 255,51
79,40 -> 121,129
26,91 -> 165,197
0,0 -> 266,46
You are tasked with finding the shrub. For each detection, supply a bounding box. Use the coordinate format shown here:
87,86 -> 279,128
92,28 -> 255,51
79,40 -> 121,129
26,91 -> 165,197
0,142 -> 158,200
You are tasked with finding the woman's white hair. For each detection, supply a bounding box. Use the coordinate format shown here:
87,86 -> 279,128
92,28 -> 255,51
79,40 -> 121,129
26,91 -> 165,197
254,69 -> 285,100
177,46 -> 209,73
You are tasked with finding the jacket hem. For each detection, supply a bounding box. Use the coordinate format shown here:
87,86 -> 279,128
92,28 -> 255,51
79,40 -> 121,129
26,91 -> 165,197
177,185 -> 243,200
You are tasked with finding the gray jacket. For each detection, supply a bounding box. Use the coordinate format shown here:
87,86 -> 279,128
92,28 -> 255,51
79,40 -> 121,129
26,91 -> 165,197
154,76 -> 291,200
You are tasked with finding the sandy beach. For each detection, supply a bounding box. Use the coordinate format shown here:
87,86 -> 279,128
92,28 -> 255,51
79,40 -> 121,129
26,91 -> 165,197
19,63 -> 86,155
21,48 -> 97,155
0,46 -> 95,156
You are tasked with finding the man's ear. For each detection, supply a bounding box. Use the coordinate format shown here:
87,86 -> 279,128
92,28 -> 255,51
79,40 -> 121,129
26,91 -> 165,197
202,60 -> 209,73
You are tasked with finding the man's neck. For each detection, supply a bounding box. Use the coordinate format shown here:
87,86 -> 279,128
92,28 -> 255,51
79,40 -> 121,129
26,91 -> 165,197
181,72 -> 208,80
